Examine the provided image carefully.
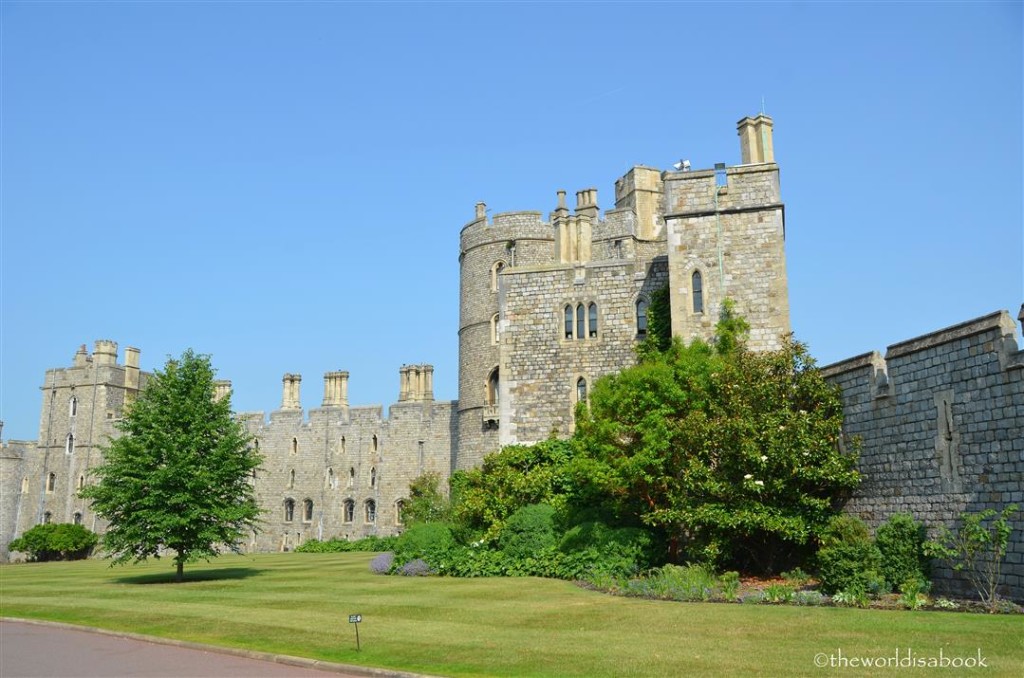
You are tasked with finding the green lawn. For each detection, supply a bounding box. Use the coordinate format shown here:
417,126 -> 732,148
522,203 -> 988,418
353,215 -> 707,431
1,553 -> 1021,677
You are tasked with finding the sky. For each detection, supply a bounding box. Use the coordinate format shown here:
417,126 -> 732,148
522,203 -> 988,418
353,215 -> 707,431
1,1 -> 1021,442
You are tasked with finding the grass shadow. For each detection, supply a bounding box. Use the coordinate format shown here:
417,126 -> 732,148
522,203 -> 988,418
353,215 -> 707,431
114,567 -> 264,585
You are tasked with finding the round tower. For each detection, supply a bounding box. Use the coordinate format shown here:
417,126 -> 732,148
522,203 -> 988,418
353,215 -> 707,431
456,203 -> 554,469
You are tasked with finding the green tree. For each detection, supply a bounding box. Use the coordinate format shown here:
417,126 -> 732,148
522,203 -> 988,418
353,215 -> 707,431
402,472 -> 450,525
80,350 -> 262,582
574,307 -> 860,572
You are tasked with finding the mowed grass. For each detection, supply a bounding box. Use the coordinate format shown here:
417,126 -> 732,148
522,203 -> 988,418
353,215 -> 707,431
1,553 -> 1021,677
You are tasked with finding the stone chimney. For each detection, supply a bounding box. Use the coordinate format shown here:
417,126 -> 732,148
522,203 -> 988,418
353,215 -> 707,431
74,344 -> 89,367
124,346 -> 141,391
399,365 -> 434,402
737,114 -> 774,164
322,371 -> 349,407
214,380 -> 232,402
475,202 -> 487,221
281,373 -> 302,410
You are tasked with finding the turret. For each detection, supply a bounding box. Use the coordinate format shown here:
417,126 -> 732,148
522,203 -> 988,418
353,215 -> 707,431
214,380 -> 232,402
93,340 -> 118,366
124,347 -> 141,391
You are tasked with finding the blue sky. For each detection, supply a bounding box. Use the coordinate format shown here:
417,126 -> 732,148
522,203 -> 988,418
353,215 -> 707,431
2,1 -> 1021,442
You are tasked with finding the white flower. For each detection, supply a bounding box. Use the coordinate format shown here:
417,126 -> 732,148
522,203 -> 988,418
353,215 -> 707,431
760,455 -> 768,462
744,474 -> 753,480
754,480 -> 764,487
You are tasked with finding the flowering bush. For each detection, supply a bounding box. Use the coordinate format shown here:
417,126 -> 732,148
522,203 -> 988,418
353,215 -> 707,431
369,552 -> 394,574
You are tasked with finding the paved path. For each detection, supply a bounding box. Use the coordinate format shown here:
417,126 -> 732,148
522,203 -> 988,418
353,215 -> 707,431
0,620 -> 422,678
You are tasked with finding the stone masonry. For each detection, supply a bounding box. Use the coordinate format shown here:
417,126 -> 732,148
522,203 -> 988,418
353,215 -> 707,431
821,309 -> 1024,600
3,114 -> 1021,603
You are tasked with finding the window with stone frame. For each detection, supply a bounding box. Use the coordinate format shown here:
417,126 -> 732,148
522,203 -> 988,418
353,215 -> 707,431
284,498 -> 295,522
303,499 -> 314,522
636,298 -> 649,338
491,313 -> 500,345
370,467 -> 377,488
491,261 -> 505,292
46,472 -> 56,493
576,377 -> 588,403
487,368 -> 499,406
588,303 -> 598,338
73,512 -> 82,526
65,433 -> 74,455
564,305 -> 573,339
692,270 -> 704,313
69,396 -> 78,417
365,499 -> 377,524
576,304 -> 585,340
348,467 -> 355,487
343,499 -> 355,523
395,499 -> 406,525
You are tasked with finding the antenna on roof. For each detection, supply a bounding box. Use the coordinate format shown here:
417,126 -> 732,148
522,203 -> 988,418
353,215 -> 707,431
760,96 -> 766,116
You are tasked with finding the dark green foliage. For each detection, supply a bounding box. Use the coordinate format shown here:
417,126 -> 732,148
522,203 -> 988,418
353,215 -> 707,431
816,516 -> 885,595
9,523 -> 98,562
79,350 -> 263,582
450,439 -> 580,542
402,472 -> 450,525
574,306 -> 860,573
392,522 -> 457,570
498,504 -> 557,560
875,513 -> 930,591
295,535 -> 397,553
644,284 -> 673,354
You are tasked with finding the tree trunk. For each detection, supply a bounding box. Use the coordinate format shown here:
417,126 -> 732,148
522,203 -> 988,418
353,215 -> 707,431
176,560 -> 184,583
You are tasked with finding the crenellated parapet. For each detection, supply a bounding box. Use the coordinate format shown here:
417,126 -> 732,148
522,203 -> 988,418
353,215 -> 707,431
821,308 -> 1024,600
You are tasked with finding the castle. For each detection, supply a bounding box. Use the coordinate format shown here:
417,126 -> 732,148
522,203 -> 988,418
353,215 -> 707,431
2,115 -> 1021,600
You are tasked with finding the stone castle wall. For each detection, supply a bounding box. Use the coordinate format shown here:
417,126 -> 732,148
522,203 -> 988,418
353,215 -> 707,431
822,309 -> 1024,600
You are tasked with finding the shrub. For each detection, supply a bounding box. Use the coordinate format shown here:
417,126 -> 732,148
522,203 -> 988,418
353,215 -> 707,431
498,504 -> 557,561
296,535 -> 398,553
369,552 -> 394,574
817,515 -> 885,595
875,513 -> 930,591
9,524 -> 98,562
819,514 -> 871,549
392,522 -> 457,570
932,597 -> 959,610
831,589 -> 869,608
926,504 -> 1019,612
399,558 -> 433,576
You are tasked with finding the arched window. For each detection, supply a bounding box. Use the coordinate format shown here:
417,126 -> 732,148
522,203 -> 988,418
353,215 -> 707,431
491,313 -> 500,345
348,467 -> 355,487
636,298 -> 649,338
564,305 -> 573,339
491,261 -> 505,292
291,438 -> 298,455
395,499 -> 406,525
303,499 -> 314,522
288,469 -> 295,489
343,499 -> 355,523
588,303 -> 598,338
692,270 -> 704,314
43,512 -> 52,525
370,467 -> 377,488
487,368 -> 499,406
327,468 -> 334,489
69,396 -> 78,417
46,473 -> 56,493
65,433 -> 74,455
77,475 -> 85,490
73,512 -> 82,526
340,436 -> 346,453
284,499 -> 295,522
365,499 -> 377,524
372,435 -> 378,452
576,304 -> 585,341
577,377 -> 588,403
